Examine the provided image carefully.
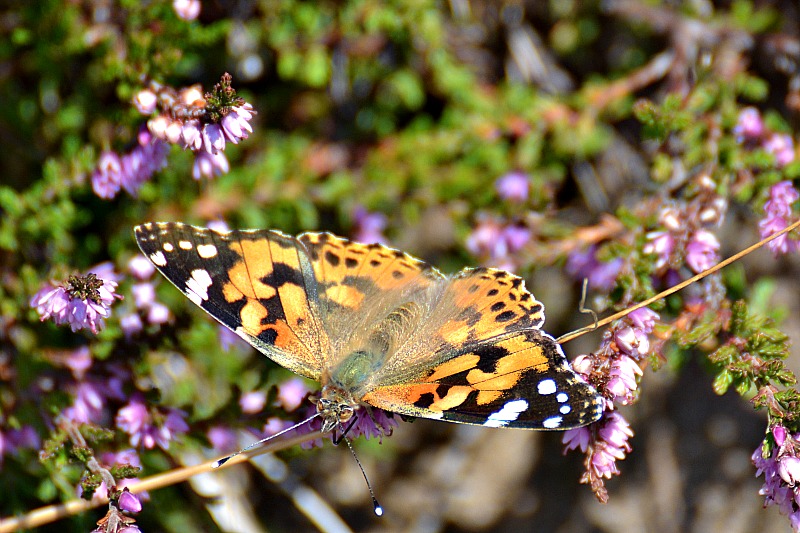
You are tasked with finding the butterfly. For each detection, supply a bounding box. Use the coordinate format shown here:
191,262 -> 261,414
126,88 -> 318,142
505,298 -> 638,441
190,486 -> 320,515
134,222 -> 604,436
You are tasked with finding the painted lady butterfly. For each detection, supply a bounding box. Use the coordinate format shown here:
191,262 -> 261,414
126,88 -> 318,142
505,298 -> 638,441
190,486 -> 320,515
134,222 -> 604,435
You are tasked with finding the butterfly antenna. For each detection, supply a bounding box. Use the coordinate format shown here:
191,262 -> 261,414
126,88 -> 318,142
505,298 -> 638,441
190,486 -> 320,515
341,434 -> 383,517
212,412 -> 321,468
557,218 -> 800,345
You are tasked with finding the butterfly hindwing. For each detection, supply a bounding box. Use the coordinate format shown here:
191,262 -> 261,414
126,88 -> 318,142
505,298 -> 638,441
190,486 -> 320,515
134,222 -> 326,380
361,329 -> 604,429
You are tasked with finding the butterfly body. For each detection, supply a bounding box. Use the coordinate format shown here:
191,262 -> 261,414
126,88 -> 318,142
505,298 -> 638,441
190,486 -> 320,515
134,222 -> 604,434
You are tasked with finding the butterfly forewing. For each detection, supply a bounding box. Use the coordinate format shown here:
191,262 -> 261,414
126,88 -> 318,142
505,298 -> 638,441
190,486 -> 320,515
134,222 -> 326,380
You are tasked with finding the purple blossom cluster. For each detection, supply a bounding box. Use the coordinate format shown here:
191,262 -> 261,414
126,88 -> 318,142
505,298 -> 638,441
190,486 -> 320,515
734,107 -> 796,166
352,206 -> 389,244
466,215 -> 532,271
642,198 -> 723,277
561,307 -> 659,498
172,0 -> 200,20
565,245 -> 624,292
91,487 -> 143,533
753,426 -> 800,531
92,128 -> 169,199
0,425 -> 40,467
495,171 -> 531,203
759,181 -> 800,256
115,395 -> 189,450
119,255 -> 172,337
91,74 -> 255,199
298,405 -> 399,450
30,265 -> 123,334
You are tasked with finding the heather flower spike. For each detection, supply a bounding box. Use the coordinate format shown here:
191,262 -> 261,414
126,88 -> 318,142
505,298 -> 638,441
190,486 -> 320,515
31,271 -> 122,334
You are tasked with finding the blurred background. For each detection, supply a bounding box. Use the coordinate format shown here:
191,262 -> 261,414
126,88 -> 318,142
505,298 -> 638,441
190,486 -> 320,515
2,1 -> 800,531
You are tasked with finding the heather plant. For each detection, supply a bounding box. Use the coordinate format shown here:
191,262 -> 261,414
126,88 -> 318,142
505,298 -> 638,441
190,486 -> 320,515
3,1 -> 800,532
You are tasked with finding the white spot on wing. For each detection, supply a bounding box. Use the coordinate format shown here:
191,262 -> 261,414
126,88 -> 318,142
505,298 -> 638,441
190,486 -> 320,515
537,379 -> 557,395
179,240 -> 192,250
543,416 -> 562,429
197,244 -> 218,258
150,251 -> 167,267
163,242 -> 174,252
560,404 -> 572,414
483,399 -> 528,428
185,269 -> 213,306
557,392 -> 568,403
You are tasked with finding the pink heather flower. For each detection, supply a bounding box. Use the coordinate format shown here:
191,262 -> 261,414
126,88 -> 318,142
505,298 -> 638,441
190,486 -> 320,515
502,224 -> 532,253
263,417 -> 293,437
192,150 -> 230,180
571,354 -> 593,378
753,445 -> 798,520
765,181 -> 800,217
128,255 -> 156,280
495,171 -> 530,202
65,346 -> 93,379
118,489 -> 143,513
0,426 -> 41,465
733,107 -> 764,141
764,133 -> 796,167
590,412 -> 633,479
180,85 -> 204,106
298,406 -> 398,449
221,107 -> 253,144
207,219 -> 230,233
148,115 -> 170,140
685,229 -> 720,274
207,426 -> 238,452
779,456 -> 800,487
92,151 -> 123,199
760,215 -> 798,255
643,230 -> 675,271
133,89 -> 158,115
353,206 -> 388,244
131,282 -> 156,309
63,381 -> 107,424
565,246 -> 623,292
614,327 -> 650,358
120,313 -> 144,338
202,123 -> 226,154
562,426 -> 591,453
181,119 -> 204,151
276,378 -> 311,412
146,302 -> 171,325
31,272 -> 122,334
120,139 -> 169,197
629,308 -> 659,334
173,0 -> 201,20
760,181 -> 800,256
606,355 -> 643,403
101,448 -> 142,469
164,119 -> 184,145
240,391 -> 267,414
466,218 -> 506,258
116,397 -> 189,450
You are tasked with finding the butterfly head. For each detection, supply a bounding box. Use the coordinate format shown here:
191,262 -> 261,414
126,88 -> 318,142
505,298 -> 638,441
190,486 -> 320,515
315,385 -> 359,434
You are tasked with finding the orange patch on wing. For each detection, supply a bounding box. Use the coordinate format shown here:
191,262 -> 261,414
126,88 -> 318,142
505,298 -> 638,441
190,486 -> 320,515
277,283 -> 311,327
239,299 -> 268,334
229,238 -> 279,299
426,353 -> 480,382
222,281 -> 244,303
435,319 -> 471,347
324,284 -> 364,309
476,389 -> 503,405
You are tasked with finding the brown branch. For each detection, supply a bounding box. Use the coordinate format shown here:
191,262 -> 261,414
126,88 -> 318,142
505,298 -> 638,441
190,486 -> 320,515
0,430 -> 322,532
